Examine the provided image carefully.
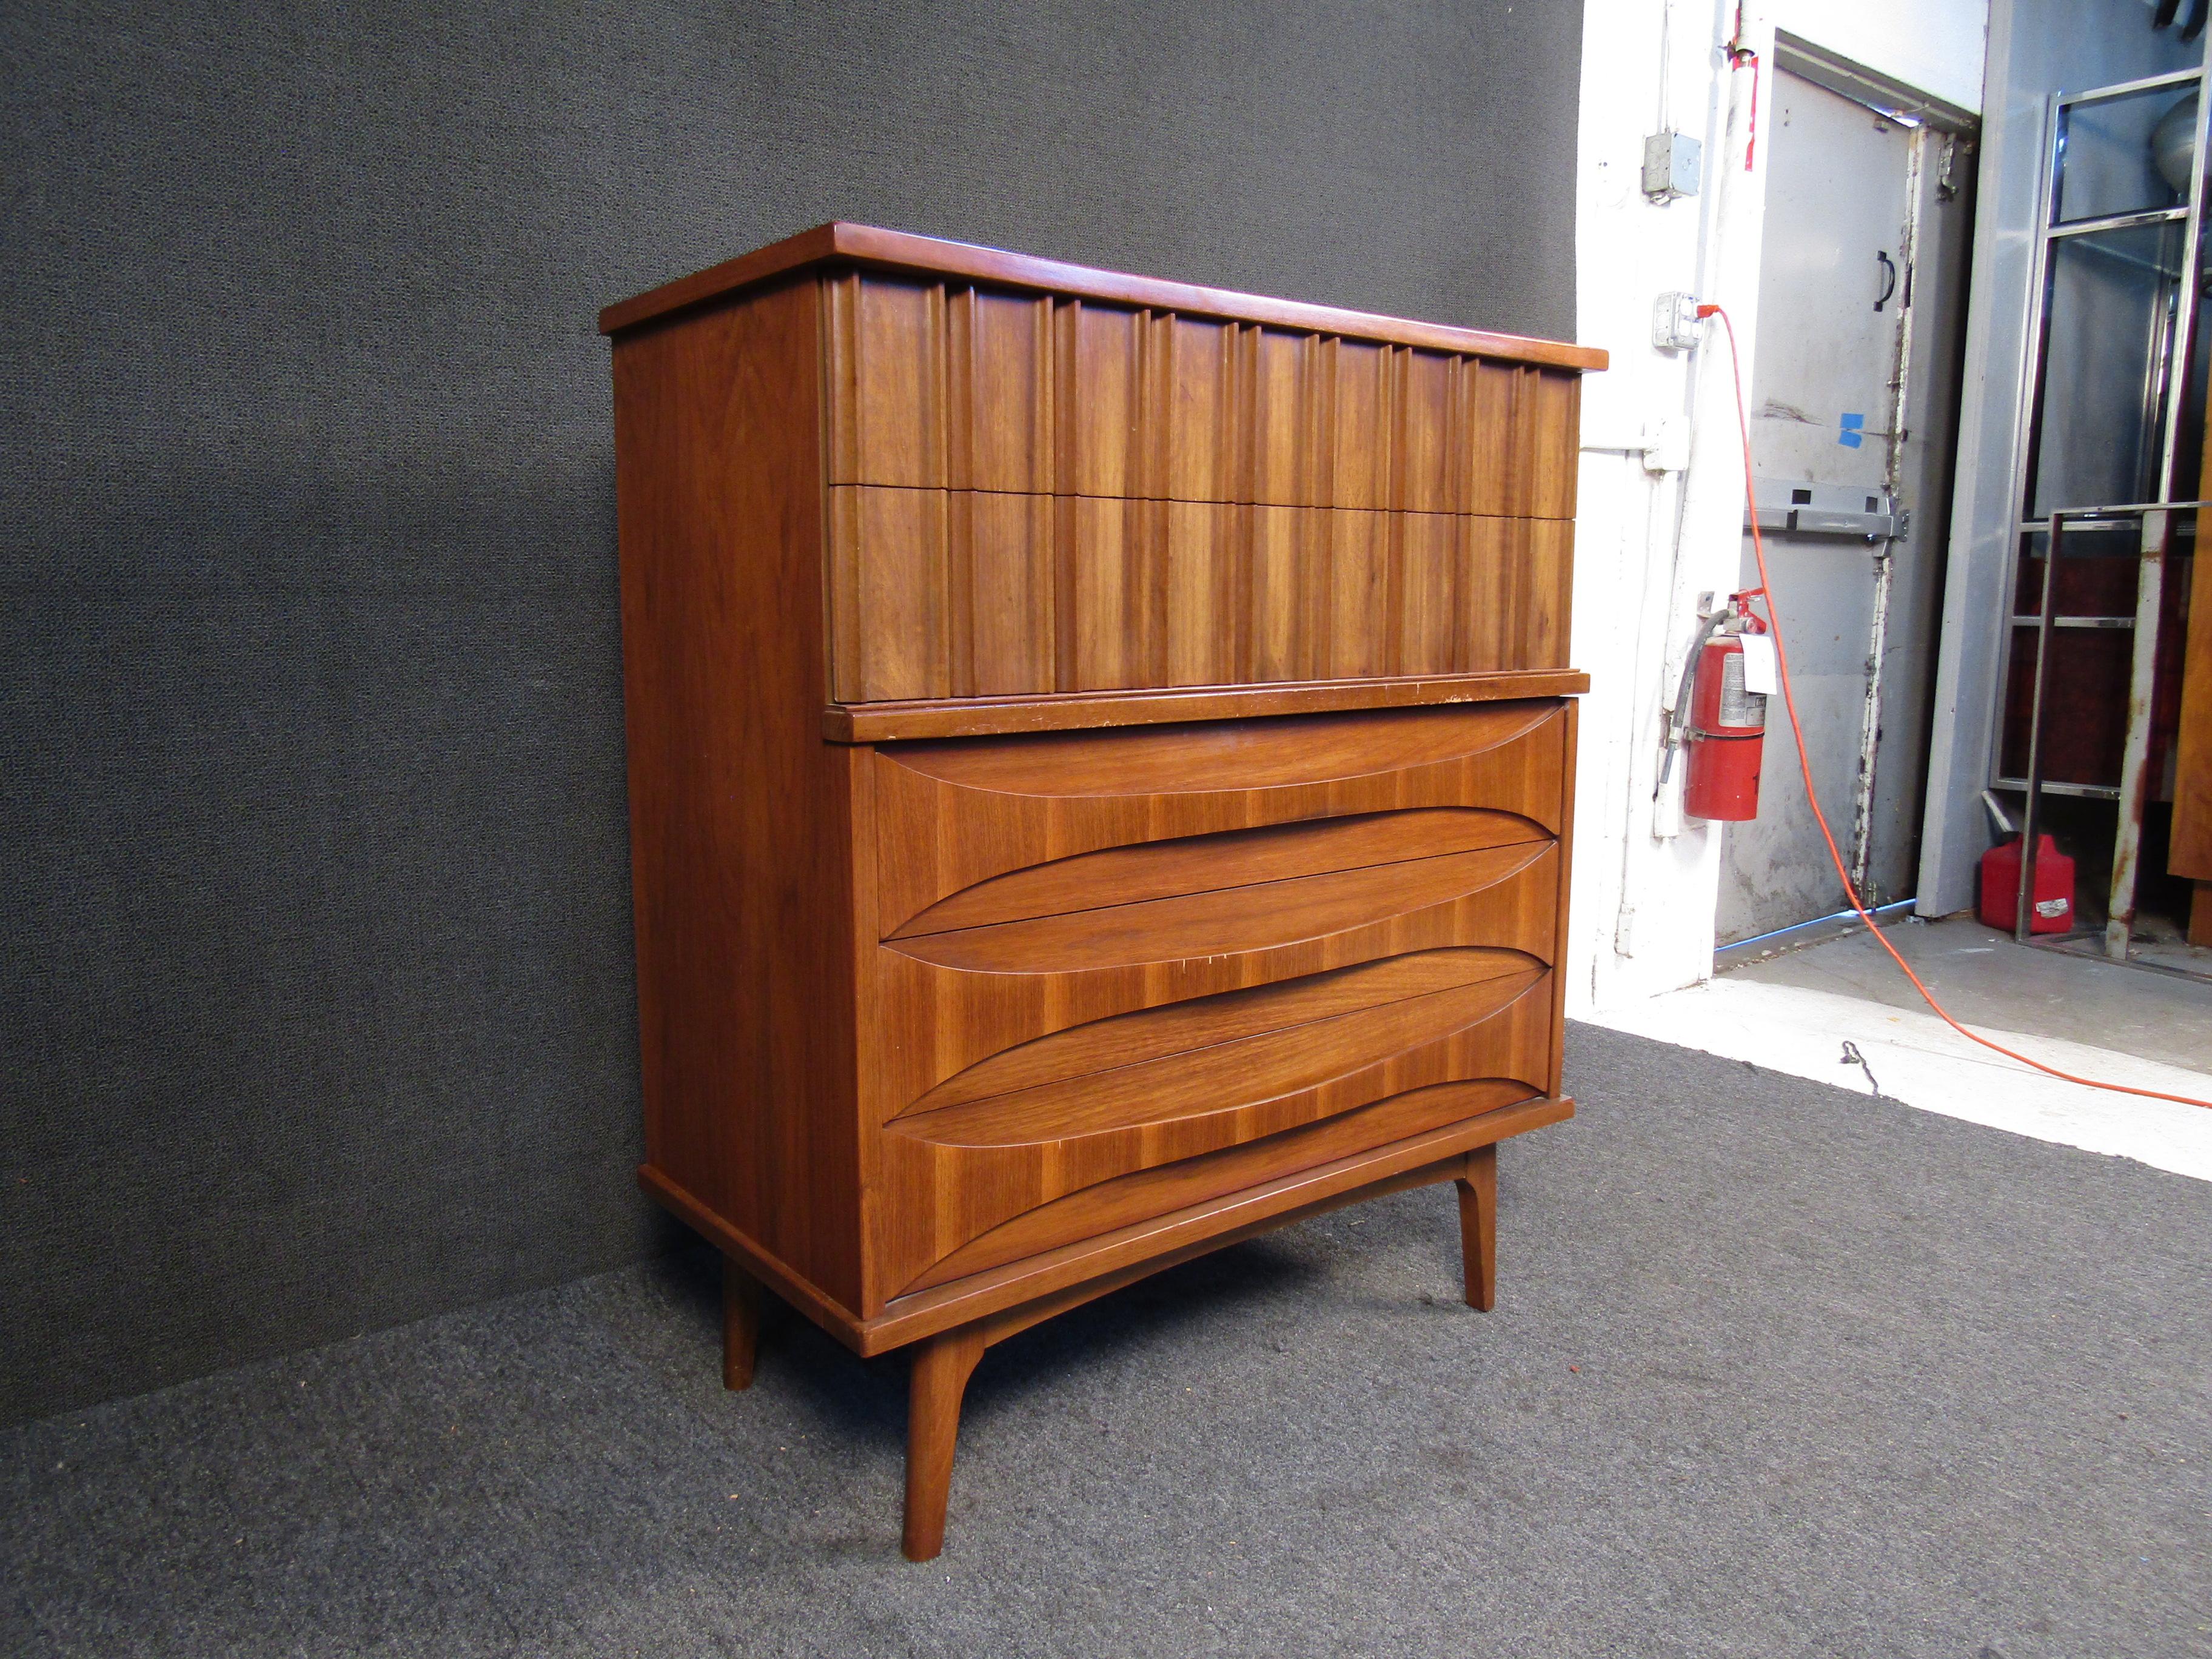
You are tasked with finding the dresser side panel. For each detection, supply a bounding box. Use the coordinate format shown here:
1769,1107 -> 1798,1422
1549,698 -> 1578,1098
611,279 -> 864,1310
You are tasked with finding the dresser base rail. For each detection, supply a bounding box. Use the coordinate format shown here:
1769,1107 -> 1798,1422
640,1093 -> 1570,1359
671,1109 -> 1563,1560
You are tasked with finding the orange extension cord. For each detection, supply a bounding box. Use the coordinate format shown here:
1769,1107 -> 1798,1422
1699,302 -> 2212,1110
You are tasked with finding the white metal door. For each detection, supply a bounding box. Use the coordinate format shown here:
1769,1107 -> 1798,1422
1717,70 -> 1969,941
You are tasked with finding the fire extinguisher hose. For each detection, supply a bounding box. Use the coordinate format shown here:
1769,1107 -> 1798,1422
1697,302 -> 2212,1111
1655,606 -> 1729,798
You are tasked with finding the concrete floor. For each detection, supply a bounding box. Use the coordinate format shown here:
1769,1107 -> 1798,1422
1722,915 -> 2212,1079
1587,913 -> 2212,1184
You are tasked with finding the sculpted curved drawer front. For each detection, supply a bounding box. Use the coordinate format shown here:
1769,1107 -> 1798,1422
876,958 -> 1557,1296
873,700 -> 1570,933
860,702 -> 1570,1300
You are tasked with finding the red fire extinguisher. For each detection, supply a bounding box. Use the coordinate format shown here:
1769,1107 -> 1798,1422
1681,603 -> 1770,822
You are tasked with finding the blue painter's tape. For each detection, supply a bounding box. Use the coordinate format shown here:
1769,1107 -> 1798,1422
1838,412 -> 1865,449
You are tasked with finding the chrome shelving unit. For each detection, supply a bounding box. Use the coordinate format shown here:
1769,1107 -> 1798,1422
1992,53 -> 2212,959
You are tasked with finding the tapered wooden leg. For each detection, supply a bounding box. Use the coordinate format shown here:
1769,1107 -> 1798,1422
902,1325 -> 986,1561
1455,1144 -> 1497,1312
722,1258 -> 762,1391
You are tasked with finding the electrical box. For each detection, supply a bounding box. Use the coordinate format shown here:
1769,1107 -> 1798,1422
1651,290 -> 1702,352
1643,132 -> 1702,201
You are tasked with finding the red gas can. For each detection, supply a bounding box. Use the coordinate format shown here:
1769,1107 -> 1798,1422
1977,833 -> 2075,934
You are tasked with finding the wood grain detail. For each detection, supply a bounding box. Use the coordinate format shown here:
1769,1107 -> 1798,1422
896,963 -> 1546,1147
823,272 -> 1581,516
883,698 -> 1557,796
889,808 -> 1549,940
885,973 -> 1557,1301
611,276 -> 865,1310
912,1078 -> 1543,1295
873,701 -> 1569,936
1456,1144 -> 1497,1312
603,223 -> 1607,373
645,1093 -> 1573,1358
900,947 -> 1538,1114
882,973 -> 1554,1295
824,670 -> 1592,742
882,841 -> 1552,976
2173,504 -> 2212,877
856,699 -> 1564,1301
825,486 -> 1573,704
868,839 -> 1558,1124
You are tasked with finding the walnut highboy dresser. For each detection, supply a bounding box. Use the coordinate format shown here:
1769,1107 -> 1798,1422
600,224 -> 1603,1560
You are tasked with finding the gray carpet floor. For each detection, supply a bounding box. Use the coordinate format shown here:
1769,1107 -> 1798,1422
4,1025 -> 2210,1658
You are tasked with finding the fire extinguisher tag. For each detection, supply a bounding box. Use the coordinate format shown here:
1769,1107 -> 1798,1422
1718,655 -> 1768,728
1737,633 -> 1779,695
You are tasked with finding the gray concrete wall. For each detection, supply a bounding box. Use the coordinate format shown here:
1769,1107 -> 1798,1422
0,0 -> 1583,1428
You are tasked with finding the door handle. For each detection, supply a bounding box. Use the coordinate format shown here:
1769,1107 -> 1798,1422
1875,250 -> 1897,312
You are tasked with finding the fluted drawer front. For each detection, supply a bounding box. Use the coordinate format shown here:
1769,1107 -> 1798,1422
823,272 -> 1580,515
859,701 -> 1570,1302
826,488 -> 1572,704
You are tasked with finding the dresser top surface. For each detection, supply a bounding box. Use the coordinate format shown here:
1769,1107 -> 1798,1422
598,222 -> 1607,372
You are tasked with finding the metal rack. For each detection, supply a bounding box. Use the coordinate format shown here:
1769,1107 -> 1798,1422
2016,500 -> 2211,945
1993,53 -> 2212,960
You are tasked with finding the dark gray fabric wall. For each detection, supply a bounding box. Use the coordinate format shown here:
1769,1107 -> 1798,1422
0,1 -> 1581,1426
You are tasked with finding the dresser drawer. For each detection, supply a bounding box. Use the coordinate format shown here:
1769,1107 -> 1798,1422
825,487 -> 1574,703
822,270 -> 1581,515
860,701 -> 1570,1301
872,699 -> 1568,932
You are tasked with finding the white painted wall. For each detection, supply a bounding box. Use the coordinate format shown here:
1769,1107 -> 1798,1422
1768,0 -> 1988,113
1569,0 -> 1775,1014
1567,0 -> 1989,1016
